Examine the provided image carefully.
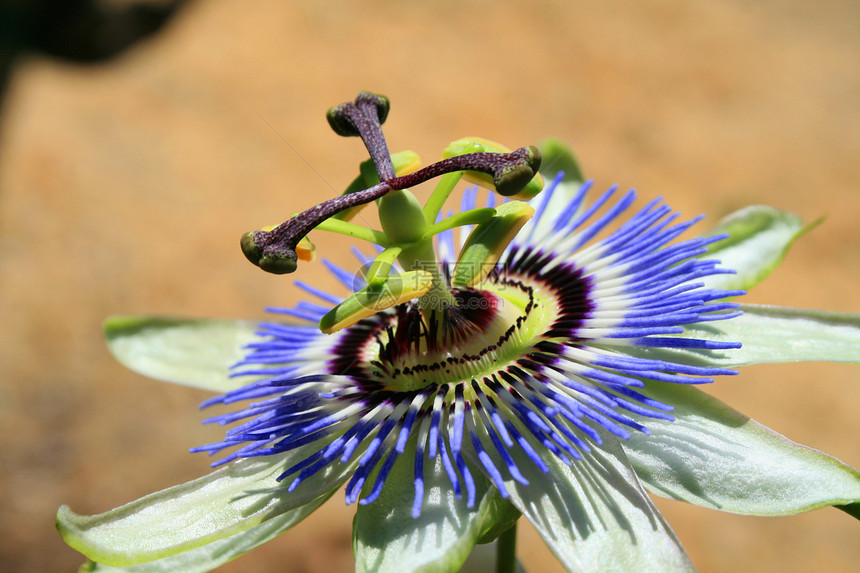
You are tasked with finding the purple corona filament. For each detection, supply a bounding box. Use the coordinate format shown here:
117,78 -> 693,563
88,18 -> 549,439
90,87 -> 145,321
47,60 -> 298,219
196,170 -> 745,517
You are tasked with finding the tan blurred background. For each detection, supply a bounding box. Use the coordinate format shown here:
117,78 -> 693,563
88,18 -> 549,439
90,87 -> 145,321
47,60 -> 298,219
1,1 -> 859,571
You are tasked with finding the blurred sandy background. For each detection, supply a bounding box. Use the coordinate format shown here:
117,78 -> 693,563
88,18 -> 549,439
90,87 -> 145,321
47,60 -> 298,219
1,1 -> 859,572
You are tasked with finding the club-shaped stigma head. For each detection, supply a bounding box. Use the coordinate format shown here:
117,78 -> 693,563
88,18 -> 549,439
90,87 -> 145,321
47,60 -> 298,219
326,92 -> 390,137
240,230 -> 298,275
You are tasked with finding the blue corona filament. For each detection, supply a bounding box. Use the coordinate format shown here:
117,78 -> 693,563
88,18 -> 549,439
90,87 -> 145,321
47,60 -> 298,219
193,174 -> 743,518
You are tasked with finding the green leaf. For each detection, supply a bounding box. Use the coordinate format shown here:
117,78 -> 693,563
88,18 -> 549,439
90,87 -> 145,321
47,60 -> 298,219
77,492 -> 332,573
702,205 -> 813,291
625,381 -> 860,515
622,304 -> 860,369
58,446 -> 353,567
503,439 -> 695,572
353,443 -> 500,573
103,316 -> 261,392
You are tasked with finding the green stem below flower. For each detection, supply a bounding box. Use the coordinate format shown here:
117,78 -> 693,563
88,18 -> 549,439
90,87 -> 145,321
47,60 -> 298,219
496,521 -> 518,573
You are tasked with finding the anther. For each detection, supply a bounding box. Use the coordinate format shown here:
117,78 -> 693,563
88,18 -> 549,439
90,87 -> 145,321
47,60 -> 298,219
488,146 -> 542,197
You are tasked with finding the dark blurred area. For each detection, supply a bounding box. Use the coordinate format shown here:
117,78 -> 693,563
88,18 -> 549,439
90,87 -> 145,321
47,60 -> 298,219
0,1 -> 858,572
0,0 -> 188,112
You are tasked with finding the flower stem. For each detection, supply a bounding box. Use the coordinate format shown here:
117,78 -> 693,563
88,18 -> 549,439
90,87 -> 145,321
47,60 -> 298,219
496,521 -> 518,573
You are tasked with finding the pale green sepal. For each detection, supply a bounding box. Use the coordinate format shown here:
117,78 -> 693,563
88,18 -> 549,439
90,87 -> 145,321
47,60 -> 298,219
622,304 -> 860,369
104,317 -> 261,392
353,444 -> 497,573
625,381 -> 860,515
728,304 -> 860,364
58,447 -> 353,567
77,491 -> 333,572
702,205 -> 813,291
504,439 -> 695,572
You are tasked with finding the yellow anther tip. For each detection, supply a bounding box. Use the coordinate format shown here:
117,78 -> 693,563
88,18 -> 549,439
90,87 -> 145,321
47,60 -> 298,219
296,237 -> 316,262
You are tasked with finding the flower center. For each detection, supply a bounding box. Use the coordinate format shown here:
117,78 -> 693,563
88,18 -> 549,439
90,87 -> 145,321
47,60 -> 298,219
330,258 -> 589,394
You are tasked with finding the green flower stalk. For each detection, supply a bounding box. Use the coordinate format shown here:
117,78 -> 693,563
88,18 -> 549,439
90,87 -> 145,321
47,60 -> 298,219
57,93 -> 860,573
